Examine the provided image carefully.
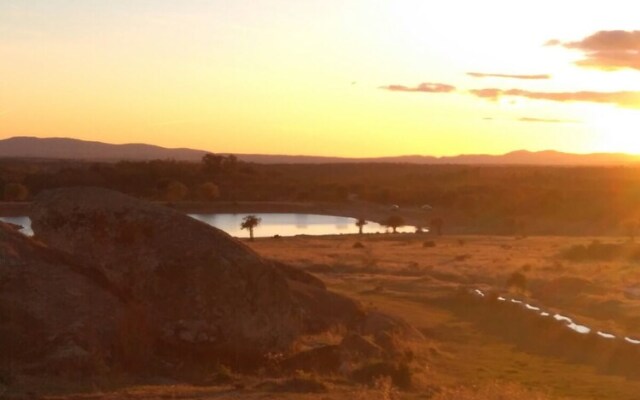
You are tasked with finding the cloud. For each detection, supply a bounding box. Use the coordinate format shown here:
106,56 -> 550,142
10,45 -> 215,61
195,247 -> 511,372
380,79 -> 640,109
380,82 -> 456,93
518,117 -> 579,124
470,88 -> 640,109
467,72 -> 551,80
548,30 -> 640,70
483,116 -> 579,124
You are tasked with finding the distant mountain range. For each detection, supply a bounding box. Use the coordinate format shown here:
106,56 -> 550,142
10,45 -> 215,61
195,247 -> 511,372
1,136 -> 639,166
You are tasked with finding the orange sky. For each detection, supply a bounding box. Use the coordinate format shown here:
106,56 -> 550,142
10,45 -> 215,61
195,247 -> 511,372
1,1 -> 640,156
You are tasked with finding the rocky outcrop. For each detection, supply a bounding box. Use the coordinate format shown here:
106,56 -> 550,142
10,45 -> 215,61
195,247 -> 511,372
0,222 -> 123,375
29,188 -> 363,367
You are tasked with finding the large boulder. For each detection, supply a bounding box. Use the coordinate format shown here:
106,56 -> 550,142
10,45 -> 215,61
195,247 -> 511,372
0,222 -> 124,376
30,188 -> 363,366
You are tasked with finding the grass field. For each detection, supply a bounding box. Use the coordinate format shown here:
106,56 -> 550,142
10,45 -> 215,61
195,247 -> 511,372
15,233 -> 640,399
248,233 -> 640,399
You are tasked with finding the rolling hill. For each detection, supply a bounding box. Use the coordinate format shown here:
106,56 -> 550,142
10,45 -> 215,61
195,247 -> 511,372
1,136 -> 639,165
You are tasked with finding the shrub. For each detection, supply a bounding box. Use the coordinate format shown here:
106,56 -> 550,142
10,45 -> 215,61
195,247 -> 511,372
197,182 -> 220,201
3,183 -> 28,201
256,377 -> 328,393
157,179 -> 189,201
208,363 -> 235,384
431,382 -> 554,400
560,240 -> 640,262
373,376 -> 400,400
351,361 -> 413,390
507,271 -> 527,292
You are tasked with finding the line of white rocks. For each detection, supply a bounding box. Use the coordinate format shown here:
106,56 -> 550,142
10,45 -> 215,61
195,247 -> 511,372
472,289 -> 640,345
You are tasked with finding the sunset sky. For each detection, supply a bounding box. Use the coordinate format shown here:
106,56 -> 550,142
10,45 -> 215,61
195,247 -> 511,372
1,1 -> 640,157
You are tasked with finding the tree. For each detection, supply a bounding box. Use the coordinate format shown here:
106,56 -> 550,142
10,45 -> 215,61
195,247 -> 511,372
240,215 -> 261,241
158,180 -> 188,202
3,183 -> 28,201
355,217 -> 368,235
383,215 -> 405,233
198,182 -> 220,201
430,217 -> 444,236
222,154 -> 238,173
202,153 -> 239,176
202,153 -> 225,175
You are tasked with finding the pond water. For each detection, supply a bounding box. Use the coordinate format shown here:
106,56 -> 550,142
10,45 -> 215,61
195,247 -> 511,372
0,213 -> 416,238
0,216 -> 33,236
190,213 -> 415,237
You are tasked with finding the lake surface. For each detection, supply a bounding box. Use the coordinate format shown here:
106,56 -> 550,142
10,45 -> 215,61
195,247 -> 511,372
1,213 -> 416,238
0,216 -> 33,236
191,213 -> 415,237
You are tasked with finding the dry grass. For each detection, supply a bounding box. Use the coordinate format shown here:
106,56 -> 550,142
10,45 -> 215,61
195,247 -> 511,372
13,233 -> 640,399
431,382 -> 561,400
249,233 -> 640,400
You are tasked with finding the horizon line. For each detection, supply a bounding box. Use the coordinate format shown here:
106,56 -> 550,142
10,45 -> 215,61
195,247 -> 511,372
3,135 -> 640,160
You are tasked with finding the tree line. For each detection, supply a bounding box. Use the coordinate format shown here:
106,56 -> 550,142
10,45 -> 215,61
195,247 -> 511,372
3,157 -> 640,234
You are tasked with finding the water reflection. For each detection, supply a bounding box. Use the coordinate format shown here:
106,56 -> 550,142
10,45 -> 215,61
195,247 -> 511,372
190,213 -> 415,237
0,216 -> 33,236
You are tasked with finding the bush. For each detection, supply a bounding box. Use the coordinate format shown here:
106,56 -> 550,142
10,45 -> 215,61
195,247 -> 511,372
507,271 -> 527,292
208,363 -> 235,384
431,382 -> 554,400
560,240 -> 640,262
351,361 -> 413,390
3,183 -> 28,201
256,377 -> 328,393
158,179 -> 189,201
197,182 -> 220,201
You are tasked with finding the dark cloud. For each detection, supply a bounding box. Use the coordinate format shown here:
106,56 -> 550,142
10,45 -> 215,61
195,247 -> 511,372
380,82 -> 456,93
470,88 -> 640,109
467,72 -> 551,80
548,30 -> 640,70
